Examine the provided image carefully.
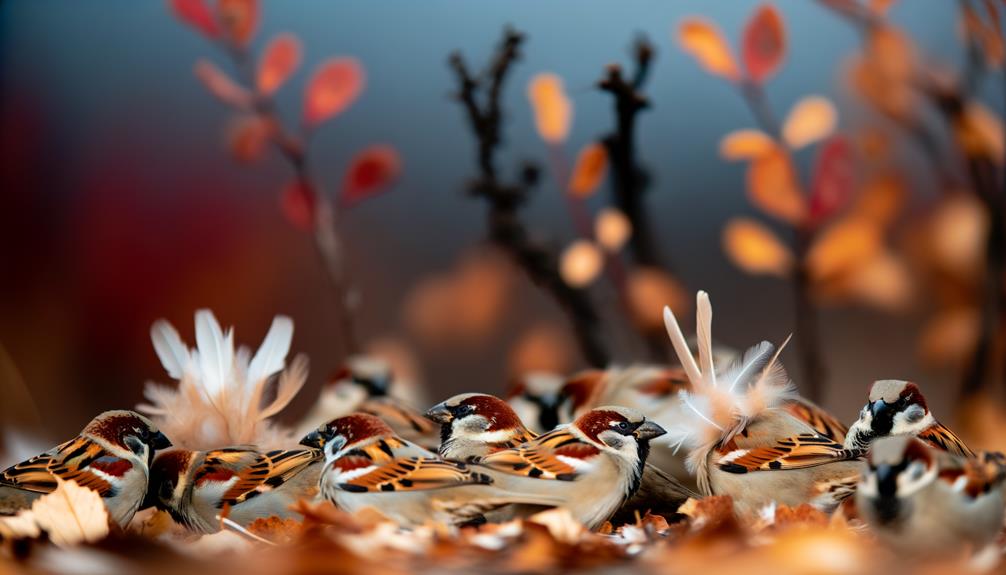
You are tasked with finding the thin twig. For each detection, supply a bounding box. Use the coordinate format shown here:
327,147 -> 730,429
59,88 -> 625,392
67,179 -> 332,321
449,28 -> 610,367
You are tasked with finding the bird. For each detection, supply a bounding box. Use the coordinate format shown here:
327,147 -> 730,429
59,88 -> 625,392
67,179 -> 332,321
426,392 -> 696,523
504,371 -> 568,434
845,380 -> 973,457
856,436 -> 1005,556
297,356 -> 439,450
145,446 -> 323,533
301,413 -> 563,527
0,410 -> 172,526
474,406 -> 668,529
660,291 -> 864,517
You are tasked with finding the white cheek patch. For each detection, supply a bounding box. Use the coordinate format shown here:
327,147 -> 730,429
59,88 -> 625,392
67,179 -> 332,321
858,474 -> 878,497
897,465 -> 937,498
890,412 -> 935,436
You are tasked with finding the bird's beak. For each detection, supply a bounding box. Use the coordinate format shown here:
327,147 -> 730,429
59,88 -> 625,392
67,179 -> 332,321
425,403 -> 453,424
874,464 -> 899,498
300,430 -> 326,449
151,431 -> 172,451
870,400 -> 895,435
634,421 -> 667,441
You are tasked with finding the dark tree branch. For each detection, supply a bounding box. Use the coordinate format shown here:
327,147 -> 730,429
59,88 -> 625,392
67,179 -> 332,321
449,28 -> 610,368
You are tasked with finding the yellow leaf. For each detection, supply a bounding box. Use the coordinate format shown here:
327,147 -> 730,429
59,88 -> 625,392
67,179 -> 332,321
594,208 -> 632,252
783,96 -> 838,149
720,129 -> 775,161
807,216 -> 882,281
722,218 -> 794,277
560,240 -> 604,287
677,19 -> 740,81
568,143 -> 608,197
528,73 -> 573,144
746,148 -> 806,224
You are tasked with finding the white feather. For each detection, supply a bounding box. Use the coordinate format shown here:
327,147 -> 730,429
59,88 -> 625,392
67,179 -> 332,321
194,310 -> 232,399
150,320 -> 191,379
663,306 -> 702,386
246,316 -> 293,387
725,341 -> 774,392
695,291 -> 716,388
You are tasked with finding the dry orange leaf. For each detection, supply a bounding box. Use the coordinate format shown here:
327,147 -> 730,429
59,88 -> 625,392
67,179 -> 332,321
528,73 -> 573,144
194,59 -> 254,110
842,250 -> 913,312
304,58 -> 365,126
719,129 -> 775,161
560,240 -> 604,287
852,175 -> 904,227
594,208 -> 632,252
956,102 -> 1005,163
217,0 -> 258,46
806,216 -> 882,281
626,267 -> 688,332
723,218 -> 794,277
677,19 -> 740,81
746,147 -> 806,225
930,193 -> 988,278
568,143 -> 608,197
783,96 -> 837,150
258,34 -> 302,96
742,4 -> 786,84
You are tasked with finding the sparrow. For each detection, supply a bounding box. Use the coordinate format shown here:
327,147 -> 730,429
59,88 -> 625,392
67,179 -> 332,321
0,410 -> 171,526
505,371 -> 568,434
426,393 -> 695,523
146,446 -> 322,533
301,413 -> 563,527
661,291 -> 864,517
475,406 -> 668,529
845,380 -> 973,457
856,436 -> 1005,556
297,356 -> 439,449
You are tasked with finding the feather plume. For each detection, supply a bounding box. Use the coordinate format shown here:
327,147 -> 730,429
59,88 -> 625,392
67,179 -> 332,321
695,291 -> 716,388
663,307 -> 701,385
139,310 -> 307,450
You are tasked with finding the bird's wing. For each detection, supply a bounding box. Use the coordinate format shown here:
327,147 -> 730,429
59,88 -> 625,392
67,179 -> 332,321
335,457 -> 491,493
479,428 -> 598,481
938,450 -> 1006,498
783,399 -> 848,443
918,423 -> 974,457
359,398 -> 438,437
717,433 -> 863,473
1,437 -> 125,497
198,448 -> 321,507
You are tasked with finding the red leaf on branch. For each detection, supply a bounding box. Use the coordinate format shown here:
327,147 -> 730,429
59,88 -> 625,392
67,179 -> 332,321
216,0 -> 258,47
169,0 -> 220,38
341,146 -> 401,207
809,136 -> 854,225
304,58 -> 365,126
194,59 -> 254,110
280,180 -> 317,231
742,4 -> 786,84
258,34 -> 302,96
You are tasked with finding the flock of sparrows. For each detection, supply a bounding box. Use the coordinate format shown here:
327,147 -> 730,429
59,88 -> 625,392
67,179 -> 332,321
1,291 -> 1004,560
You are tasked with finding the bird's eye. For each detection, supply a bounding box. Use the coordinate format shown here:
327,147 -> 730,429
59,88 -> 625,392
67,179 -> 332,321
617,421 -> 629,431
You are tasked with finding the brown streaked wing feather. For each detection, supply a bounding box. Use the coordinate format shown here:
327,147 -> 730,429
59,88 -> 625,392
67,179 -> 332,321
918,423 -> 974,458
718,434 -> 863,473
341,458 -> 490,493
784,400 -> 848,443
217,449 -> 321,506
480,429 -> 593,480
1,437 -> 113,496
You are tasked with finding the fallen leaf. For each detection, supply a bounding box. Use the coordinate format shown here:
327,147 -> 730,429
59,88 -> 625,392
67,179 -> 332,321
304,58 -> 365,126
719,129 -> 775,161
216,0 -> 258,47
568,143 -> 608,197
528,73 -> 573,144
341,145 -> 401,207
809,136 -> 854,224
257,34 -> 302,96
30,478 -> 110,547
560,240 -> 604,287
746,147 -> 806,225
677,19 -> 740,81
742,4 -> 786,84
595,208 -> 632,252
723,218 -> 794,277
528,508 -> 584,545
169,0 -> 220,37
280,180 -> 317,231
194,59 -> 254,110
783,96 -> 838,150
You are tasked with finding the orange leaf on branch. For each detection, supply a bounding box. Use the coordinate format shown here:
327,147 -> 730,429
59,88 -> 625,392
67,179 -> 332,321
340,145 -> 401,207
228,115 -> 271,163
194,59 -> 254,110
304,58 -> 365,126
280,179 -> 317,231
528,73 -> 573,144
568,143 -> 608,197
677,19 -> 740,81
217,0 -> 258,47
782,96 -> 837,150
169,0 -> 220,38
719,129 -> 774,161
746,147 -> 806,225
723,218 -> 794,277
809,136 -> 853,224
742,4 -> 786,84
258,34 -> 302,96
